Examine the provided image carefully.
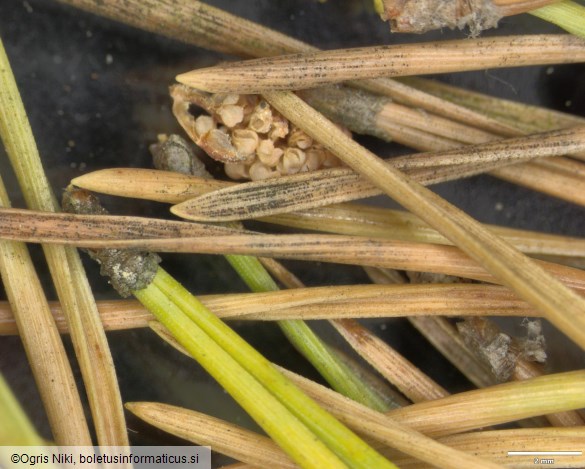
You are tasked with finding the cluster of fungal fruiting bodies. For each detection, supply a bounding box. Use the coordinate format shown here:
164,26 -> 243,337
171,84 -> 345,181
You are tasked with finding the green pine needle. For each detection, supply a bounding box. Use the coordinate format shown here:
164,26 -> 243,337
225,254 -> 390,412
0,373 -> 46,446
531,1 -> 585,38
147,267 -> 397,469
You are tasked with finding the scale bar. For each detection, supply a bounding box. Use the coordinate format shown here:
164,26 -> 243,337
507,451 -> 582,456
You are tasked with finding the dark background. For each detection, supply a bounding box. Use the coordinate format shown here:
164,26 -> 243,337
0,0 -> 584,462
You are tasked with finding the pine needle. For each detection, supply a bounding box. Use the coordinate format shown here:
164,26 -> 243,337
390,427 -> 585,468
57,0 -> 308,58
283,366 -> 585,439
0,180 -> 90,444
0,373 -> 47,445
403,76 -> 585,144
126,402 -> 298,468
0,37 -> 127,445
260,91 -> 585,350
4,212 -> 585,298
135,272 -> 372,469
177,35 -> 585,93
72,168 -> 232,204
66,168 -> 585,261
141,329 -> 503,469
332,319 -> 449,403
0,282 -> 540,335
172,126 -> 585,221
530,0 -> 585,38
262,203 -> 585,260
224,254 -> 390,411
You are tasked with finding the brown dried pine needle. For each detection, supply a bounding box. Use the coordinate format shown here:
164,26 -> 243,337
299,84 -> 585,208
172,125 -> 585,220
57,0 -> 527,137
0,282 -> 538,335
68,168 -> 585,262
57,0 -> 308,58
0,181 -> 90,444
177,35 -> 585,94
129,400 -> 585,468
126,402 -> 296,469
61,0 -> 585,212
261,203 -> 585,261
332,319 -> 449,403
72,168 -> 233,204
404,76 -> 585,141
389,427 -> 585,468
261,91 -> 585,350
5,208 -> 585,296
0,205 -> 238,241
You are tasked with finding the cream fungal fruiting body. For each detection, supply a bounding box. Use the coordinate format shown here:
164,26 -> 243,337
171,85 -> 344,181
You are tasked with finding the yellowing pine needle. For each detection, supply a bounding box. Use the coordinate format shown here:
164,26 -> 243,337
134,277 -> 353,469
0,373 -> 48,446
140,328 -> 503,469
0,37 -> 127,445
282,367 -> 585,439
531,1 -> 585,38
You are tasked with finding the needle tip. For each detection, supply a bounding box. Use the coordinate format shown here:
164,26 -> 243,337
176,69 -> 219,93
171,197 -> 239,222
